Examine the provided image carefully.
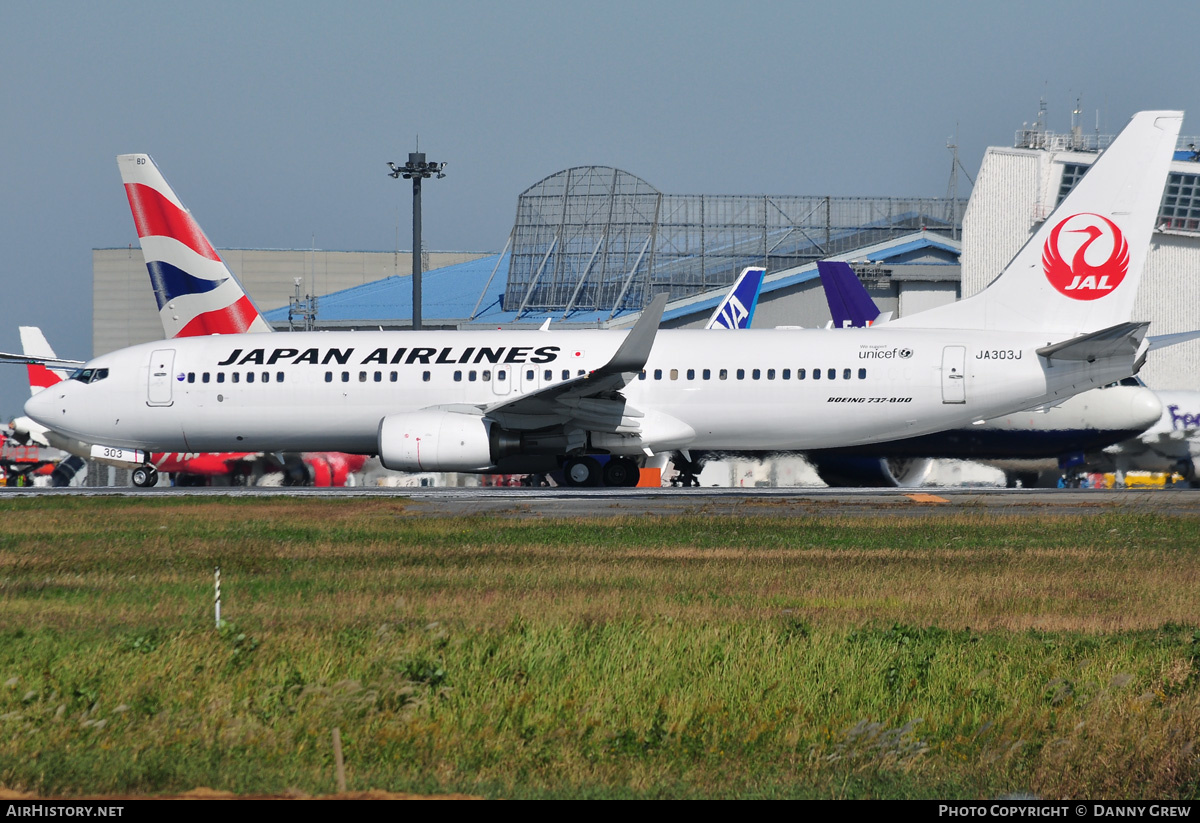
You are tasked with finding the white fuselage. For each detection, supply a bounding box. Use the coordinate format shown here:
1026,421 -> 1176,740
24,326 -> 1135,459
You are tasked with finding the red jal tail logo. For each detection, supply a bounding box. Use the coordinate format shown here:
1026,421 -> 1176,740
1042,213 -> 1129,300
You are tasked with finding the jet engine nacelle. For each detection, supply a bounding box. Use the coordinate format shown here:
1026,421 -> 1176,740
378,411 -> 501,473
809,456 -> 933,488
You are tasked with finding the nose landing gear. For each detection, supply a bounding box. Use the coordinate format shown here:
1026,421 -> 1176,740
131,464 -> 160,488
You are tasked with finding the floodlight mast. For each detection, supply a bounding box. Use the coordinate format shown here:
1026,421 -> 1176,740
387,152 -> 446,330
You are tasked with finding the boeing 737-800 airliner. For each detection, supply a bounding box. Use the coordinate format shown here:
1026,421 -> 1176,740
23,111 -> 1184,487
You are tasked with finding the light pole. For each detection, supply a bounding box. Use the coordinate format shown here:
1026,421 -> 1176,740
388,152 -> 446,330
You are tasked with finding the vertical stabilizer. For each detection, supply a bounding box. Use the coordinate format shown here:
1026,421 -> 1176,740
817,261 -> 883,328
891,110 -> 1182,334
19,326 -> 64,395
706,267 -> 765,329
117,154 -> 273,338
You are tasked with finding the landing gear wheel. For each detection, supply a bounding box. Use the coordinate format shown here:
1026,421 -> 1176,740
563,456 -> 601,487
603,457 -> 640,487
131,465 -> 159,488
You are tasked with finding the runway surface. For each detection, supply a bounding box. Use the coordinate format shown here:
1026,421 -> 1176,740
4,484 -> 1200,519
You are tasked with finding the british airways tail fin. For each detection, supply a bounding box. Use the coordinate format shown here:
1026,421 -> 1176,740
117,154 -> 273,338
816,261 -> 883,328
706,267 -> 764,329
891,110 -> 1182,335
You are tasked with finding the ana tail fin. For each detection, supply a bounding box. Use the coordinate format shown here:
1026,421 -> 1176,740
117,154 -> 272,338
706,267 -> 765,329
892,110 -> 1182,335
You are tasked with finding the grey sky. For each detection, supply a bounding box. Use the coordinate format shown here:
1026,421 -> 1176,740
3,0 -> 1199,418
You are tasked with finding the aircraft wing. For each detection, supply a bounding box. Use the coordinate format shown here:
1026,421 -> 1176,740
0,351 -> 84,369
478,293 -> 668,432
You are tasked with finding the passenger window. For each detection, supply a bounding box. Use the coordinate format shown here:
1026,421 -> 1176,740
670,369 -> 678,381
858,368 -> 866,379
497,370 -> 506,381
767,369 -> 775,380
736,369 -> 745,380
545,369 -> 553,381
654,369 -> 662,380
454,371 -> 463,382
828,369 -> 836,380
797,368 -> 805,380
233,372 -> 241,384
686,369 -> 695,380
358,371 -> 367,383
483,370 -> 492,381
843,368 -> 851,380
262,372 -> 269,383
422,371 -> 431,382
638,370 -> 646,380
390,371 -> 397,382
782,369 -> 790,379
277,372 -> 285,382
187,372 -> 195,384
562,370 -> 570,380
702,369 -> 711,380
812,369 -> 820,380
374,371 -> 382,382
525,369 -> 534,381
324,372 -> 332,383
752,369 -> 760,380
577,370 -> 585,377
218,373 -> 226,384
246,372 -> 255,383
719,369 -> 728,380
202,373 -> 210,384
341,372 -> 349,382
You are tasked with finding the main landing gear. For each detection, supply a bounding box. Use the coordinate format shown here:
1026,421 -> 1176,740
131,465 -> 159,488
562,455 -> 640,487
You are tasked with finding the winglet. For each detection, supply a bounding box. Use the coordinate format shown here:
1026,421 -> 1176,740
605,293 -> 669,375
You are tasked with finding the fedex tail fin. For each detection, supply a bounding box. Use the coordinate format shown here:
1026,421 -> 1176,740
706,267 -> 765,329
817,261 -> 883,328
892,110 -> 1182,335
117,154 -> 272,338
19,326 -> 65,395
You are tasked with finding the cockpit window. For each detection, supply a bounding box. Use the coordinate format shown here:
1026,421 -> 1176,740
68,368 -> 109,384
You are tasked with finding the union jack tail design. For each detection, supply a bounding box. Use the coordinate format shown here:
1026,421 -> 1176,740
117,154 -> 272,338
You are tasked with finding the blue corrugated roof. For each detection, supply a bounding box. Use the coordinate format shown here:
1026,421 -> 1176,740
264,231 -> 959,328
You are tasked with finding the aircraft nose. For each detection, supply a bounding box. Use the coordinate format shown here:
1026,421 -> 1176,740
1129,387 -> 1165,430
23,385 -> 60,426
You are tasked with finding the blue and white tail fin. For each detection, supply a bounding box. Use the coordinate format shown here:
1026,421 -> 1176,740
706,267 -> 765,329
817,261 -> 883,328
892,110 -> 1182,335
117,154 -> 273,339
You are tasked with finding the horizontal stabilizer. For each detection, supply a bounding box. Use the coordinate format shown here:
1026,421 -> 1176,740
1036,321 -> 1149,363
1146,329 -> 1200,351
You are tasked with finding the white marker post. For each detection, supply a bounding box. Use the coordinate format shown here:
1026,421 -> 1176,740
214,566 -> 221,628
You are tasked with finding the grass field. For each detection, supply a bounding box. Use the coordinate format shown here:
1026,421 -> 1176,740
1,496 -> 1198,799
